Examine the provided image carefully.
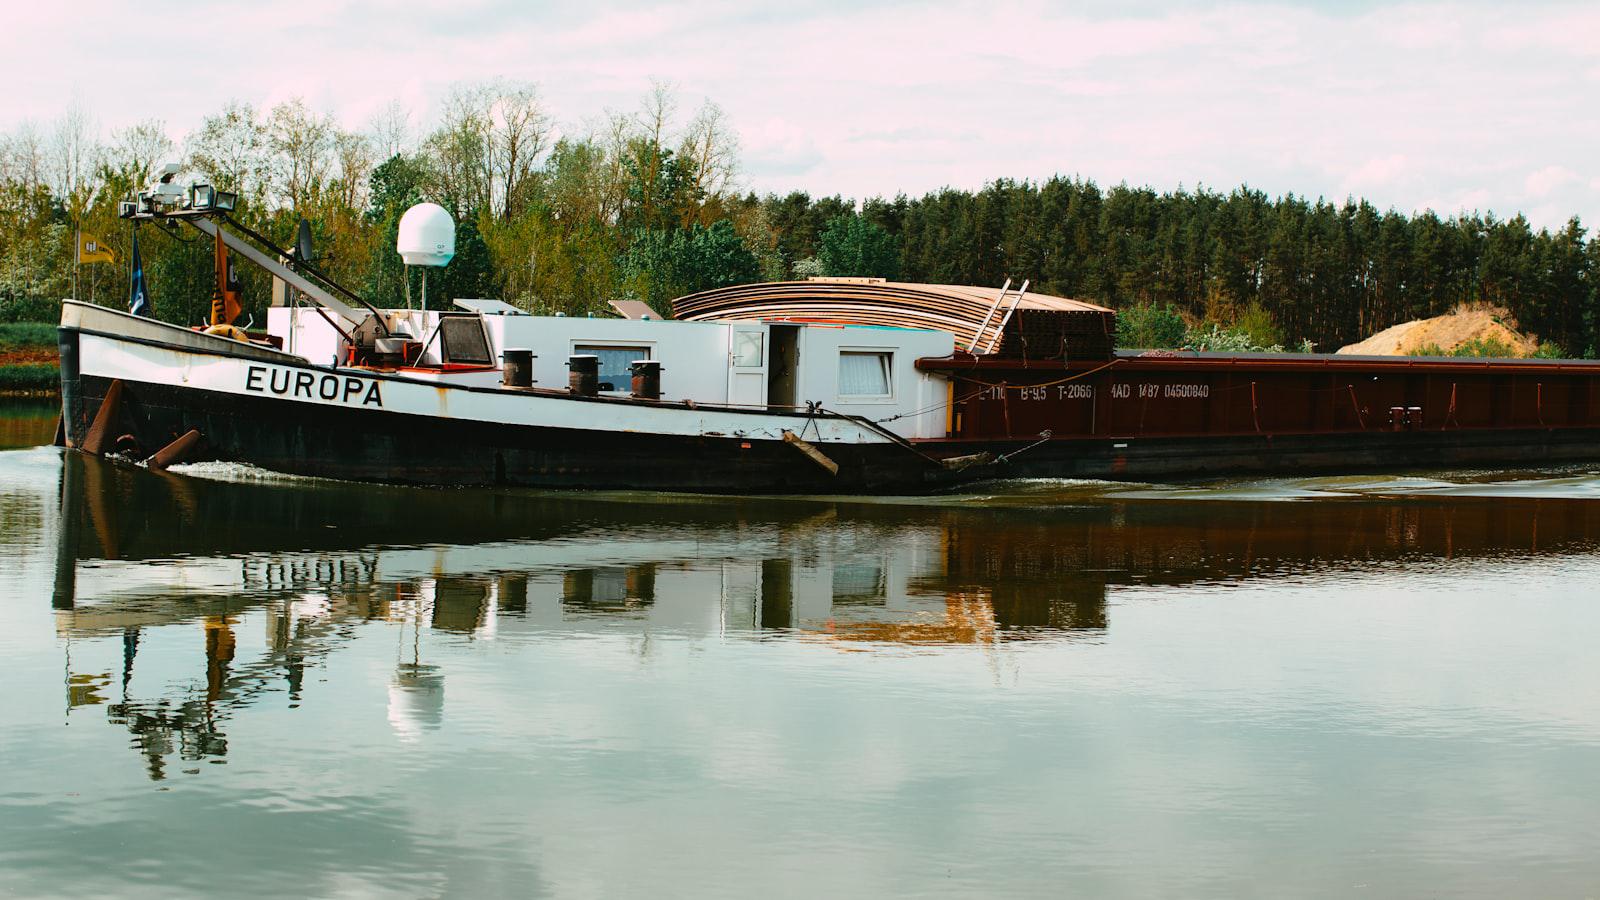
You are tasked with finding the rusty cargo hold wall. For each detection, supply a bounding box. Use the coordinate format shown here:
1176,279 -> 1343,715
924,351 -> 1600,441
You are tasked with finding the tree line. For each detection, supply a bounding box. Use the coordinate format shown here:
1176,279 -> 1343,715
1,83 -> 1596,355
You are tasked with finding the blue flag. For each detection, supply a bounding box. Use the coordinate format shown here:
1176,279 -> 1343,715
128,228 -> 149,317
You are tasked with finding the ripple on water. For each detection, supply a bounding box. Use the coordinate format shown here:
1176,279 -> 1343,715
4,435 -> 1600,897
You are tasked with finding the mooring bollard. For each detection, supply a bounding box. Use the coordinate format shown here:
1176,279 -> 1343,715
502,348 -> 535,388
630,359 -> 662,400
567,354 -> 599,396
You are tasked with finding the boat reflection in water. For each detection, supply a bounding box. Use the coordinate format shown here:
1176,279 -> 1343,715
44,451 -> 1600,778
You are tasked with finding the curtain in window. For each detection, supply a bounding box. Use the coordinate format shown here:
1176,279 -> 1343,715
576,346 -> 648,391
838,352 -> 890,396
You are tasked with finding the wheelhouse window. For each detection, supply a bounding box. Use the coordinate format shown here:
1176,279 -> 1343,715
439,316 -> 492,365
838,351 -> 892,399
575,345 -> 650,392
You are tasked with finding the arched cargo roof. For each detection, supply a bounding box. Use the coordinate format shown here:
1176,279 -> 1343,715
671,279 -> 1115,358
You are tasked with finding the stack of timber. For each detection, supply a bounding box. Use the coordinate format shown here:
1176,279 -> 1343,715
672,279 -> 1116,360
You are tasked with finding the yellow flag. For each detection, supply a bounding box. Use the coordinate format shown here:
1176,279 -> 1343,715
78,232 -> 114,265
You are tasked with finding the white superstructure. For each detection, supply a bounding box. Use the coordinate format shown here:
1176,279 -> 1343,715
266,303 -> 956,439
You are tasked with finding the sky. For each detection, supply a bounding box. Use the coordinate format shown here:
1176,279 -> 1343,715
6,0 -> 1599,228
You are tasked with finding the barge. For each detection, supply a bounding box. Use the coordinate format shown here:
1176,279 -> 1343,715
676,281 -> 1600,481
56,180 -> 1600,493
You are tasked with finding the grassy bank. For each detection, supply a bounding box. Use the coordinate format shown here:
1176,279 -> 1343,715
0,363 -> 59,394
0,322 -> 56,348
0,322 -> 59,397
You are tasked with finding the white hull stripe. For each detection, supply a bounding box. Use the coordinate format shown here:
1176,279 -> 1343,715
76,331 -> 890,445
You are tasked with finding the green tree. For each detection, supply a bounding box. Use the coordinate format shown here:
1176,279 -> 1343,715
619,220 -> 759,308
817,214 -> 900,279
434,214 -> 493,302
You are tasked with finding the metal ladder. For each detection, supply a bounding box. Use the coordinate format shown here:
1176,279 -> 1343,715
969,278 -> 1029,354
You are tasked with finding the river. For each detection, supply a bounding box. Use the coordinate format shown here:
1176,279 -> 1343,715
1,402 -> 1598,897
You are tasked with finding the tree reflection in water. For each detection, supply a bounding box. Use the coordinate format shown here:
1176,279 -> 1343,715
40,451 -> 1600,779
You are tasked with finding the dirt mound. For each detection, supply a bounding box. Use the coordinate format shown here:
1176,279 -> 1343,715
1336,306 -> 1538,357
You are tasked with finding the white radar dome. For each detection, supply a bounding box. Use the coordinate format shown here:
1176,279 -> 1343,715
396,203 -> 456,266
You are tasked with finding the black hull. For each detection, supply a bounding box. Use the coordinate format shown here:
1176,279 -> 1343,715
65,371 -> 962,494
67,371 -> 1600,492
943,427 -> 1600,481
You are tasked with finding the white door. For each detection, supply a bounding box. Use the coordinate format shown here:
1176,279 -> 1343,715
727,325 -> 767,407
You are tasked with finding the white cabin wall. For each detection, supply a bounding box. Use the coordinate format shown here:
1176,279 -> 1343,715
793,325 -> 954,440
484,316 -> 731,404
267,307 -> 346,366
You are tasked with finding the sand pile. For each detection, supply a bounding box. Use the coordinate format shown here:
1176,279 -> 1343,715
1336,306 -> 1538,356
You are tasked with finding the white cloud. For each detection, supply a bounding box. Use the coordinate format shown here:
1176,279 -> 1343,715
742,117 -> 824,178
1525,165 -> 1580,198
3,0 -> 1599,228
1342,155 -> 1411,195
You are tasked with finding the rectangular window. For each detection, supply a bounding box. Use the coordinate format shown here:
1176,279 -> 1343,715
838,351 -> 892,399
439,316 -> 492,365
732,331 -> 764,367
575,345 -> 650,392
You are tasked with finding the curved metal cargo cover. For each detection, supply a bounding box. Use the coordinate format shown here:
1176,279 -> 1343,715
672,279 -> 1115,358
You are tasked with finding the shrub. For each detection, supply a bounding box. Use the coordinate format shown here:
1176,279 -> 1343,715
1118,302 -> 1305,353
1184,323 -> 1284,353
0,363 -> 60,392
1232,302 -> 1283,349
792,257 -> 826,279
1451,337 -> 1517,358
1407,343 -> 1447,357
0,296 -> 60,324
1116,303 -> 1187,349
0,322 -> 56,350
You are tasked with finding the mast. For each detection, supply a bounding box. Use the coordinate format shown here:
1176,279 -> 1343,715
187,218 -> 364,324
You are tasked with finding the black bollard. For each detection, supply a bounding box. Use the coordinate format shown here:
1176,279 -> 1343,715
567,354 -> 599,396
502,349 -> 535,388
630,359 -> 662,400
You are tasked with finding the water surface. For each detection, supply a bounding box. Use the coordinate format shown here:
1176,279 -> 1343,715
2,426 -> 1599,897
0,399 -> 56,449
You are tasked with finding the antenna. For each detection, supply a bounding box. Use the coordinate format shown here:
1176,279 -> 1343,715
396,203 -> 455,313
294,218 -> 315,264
